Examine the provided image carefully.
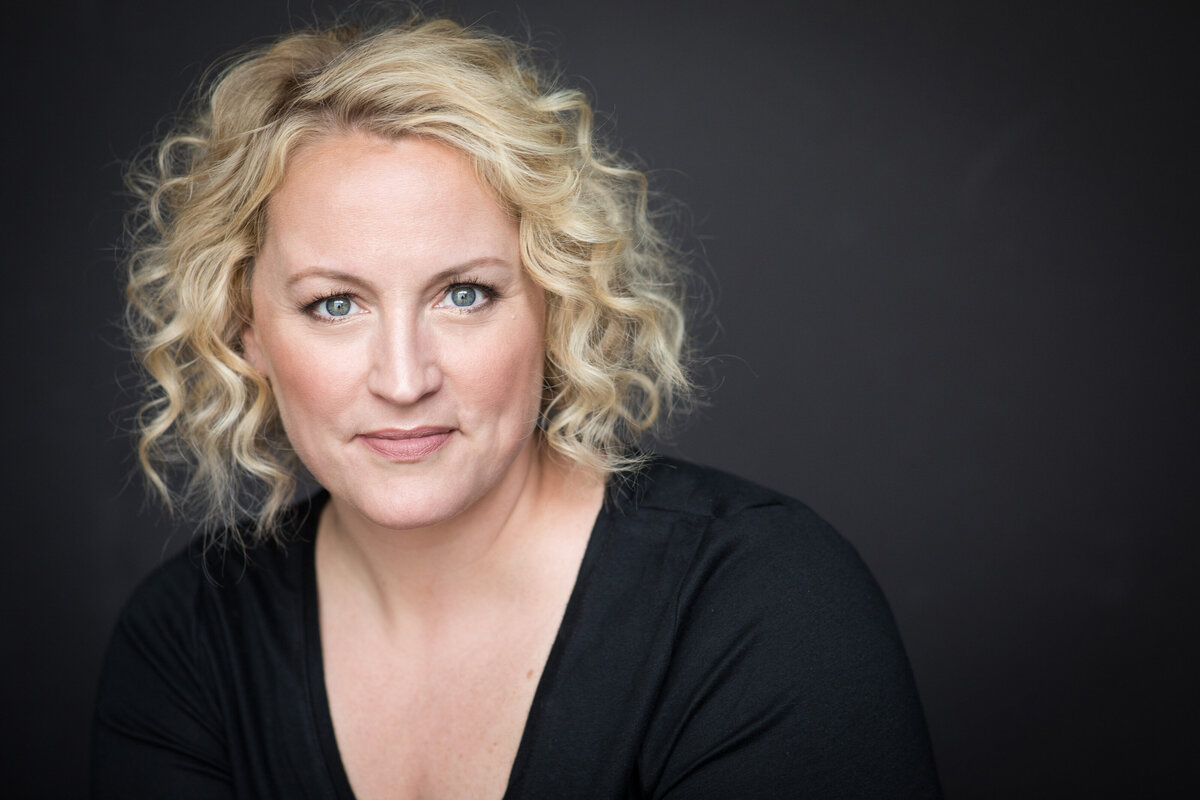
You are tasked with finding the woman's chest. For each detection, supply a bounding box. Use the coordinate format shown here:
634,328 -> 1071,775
322,612 -> 557,800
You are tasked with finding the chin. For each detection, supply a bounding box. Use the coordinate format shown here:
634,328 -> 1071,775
335,474 -> 489,533
348,494 -> 466,532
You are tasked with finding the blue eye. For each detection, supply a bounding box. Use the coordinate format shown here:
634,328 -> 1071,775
434,283 -> 493,311
324,296 -> 353,316
308,294 -> 361,320
448,286 -> 478,307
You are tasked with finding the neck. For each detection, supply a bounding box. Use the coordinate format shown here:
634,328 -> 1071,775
315,441 -> 603,630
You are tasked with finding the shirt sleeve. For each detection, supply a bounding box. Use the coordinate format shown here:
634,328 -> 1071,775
91,556 -> 235,800
638,502 -> 942,798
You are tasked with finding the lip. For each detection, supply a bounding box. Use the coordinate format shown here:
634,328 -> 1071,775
357,427 -> 454,461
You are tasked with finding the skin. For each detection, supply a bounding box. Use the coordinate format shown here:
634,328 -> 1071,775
243,131 -> 604,799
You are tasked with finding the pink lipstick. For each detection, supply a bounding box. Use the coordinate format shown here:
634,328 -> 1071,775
358,427 -> 453,461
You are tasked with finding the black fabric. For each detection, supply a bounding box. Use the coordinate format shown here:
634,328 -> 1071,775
93,458 -> 941,798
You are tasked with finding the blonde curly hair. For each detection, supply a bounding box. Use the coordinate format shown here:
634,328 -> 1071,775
125,14 -> 692,541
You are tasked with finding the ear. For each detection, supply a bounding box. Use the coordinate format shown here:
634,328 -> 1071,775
241,323 -> 263,372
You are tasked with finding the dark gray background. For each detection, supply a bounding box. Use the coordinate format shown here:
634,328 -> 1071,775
3,1 -> 1196,797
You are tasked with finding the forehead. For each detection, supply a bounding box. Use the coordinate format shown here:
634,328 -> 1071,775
261,131 -> 519,272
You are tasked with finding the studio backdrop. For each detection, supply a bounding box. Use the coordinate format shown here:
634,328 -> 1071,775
3,1 -> 1195,797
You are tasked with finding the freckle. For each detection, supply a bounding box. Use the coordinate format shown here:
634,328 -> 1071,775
526,669 -> 534,679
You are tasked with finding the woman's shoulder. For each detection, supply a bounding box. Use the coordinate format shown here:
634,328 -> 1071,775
581,457 -> 942,796
113,541 -> 208,642
620,456 -> 861,577
614,457 -> 915,708
107,493 -> 323,657
606,456 -> 902,665
626,455 -> 796,512
93,495 -> 326,795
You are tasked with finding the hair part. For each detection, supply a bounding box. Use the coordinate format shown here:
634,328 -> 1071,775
125,13 -> 694,542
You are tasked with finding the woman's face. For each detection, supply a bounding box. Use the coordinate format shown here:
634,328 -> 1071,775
243,132 -> 546,531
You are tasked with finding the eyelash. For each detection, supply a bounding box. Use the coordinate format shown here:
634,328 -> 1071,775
300,278 -> 500,321
438,278 -> 499,313
300,287 -> 360,321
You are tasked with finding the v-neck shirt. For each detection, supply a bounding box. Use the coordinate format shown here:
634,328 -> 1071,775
93,457 -> 941,798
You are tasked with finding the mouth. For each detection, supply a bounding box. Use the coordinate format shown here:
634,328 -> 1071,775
357,427 -> 454,461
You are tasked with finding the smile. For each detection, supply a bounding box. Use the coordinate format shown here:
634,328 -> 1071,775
357,427 -> 454,461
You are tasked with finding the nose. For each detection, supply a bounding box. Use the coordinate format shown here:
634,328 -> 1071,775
366,315 -> 442,405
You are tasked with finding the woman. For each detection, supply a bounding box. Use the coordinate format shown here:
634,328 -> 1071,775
94,14 -> 941,799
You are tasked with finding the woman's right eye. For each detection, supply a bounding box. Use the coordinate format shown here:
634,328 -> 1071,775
310,295 -> 362,320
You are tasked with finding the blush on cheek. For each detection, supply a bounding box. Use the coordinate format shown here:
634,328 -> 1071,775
264,345 -> 354,443
465,357 -> 543,418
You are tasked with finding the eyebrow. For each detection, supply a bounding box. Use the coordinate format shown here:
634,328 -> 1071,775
283,257 -> 518,292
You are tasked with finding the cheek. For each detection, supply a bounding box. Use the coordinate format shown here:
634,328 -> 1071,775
449,313 -> 545,418
261,331 -> 359,426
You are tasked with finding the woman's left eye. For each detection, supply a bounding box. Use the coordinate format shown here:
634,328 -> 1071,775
438,285 -> 489,310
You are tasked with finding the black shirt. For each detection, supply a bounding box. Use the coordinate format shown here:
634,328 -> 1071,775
93,458 -> 941,797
